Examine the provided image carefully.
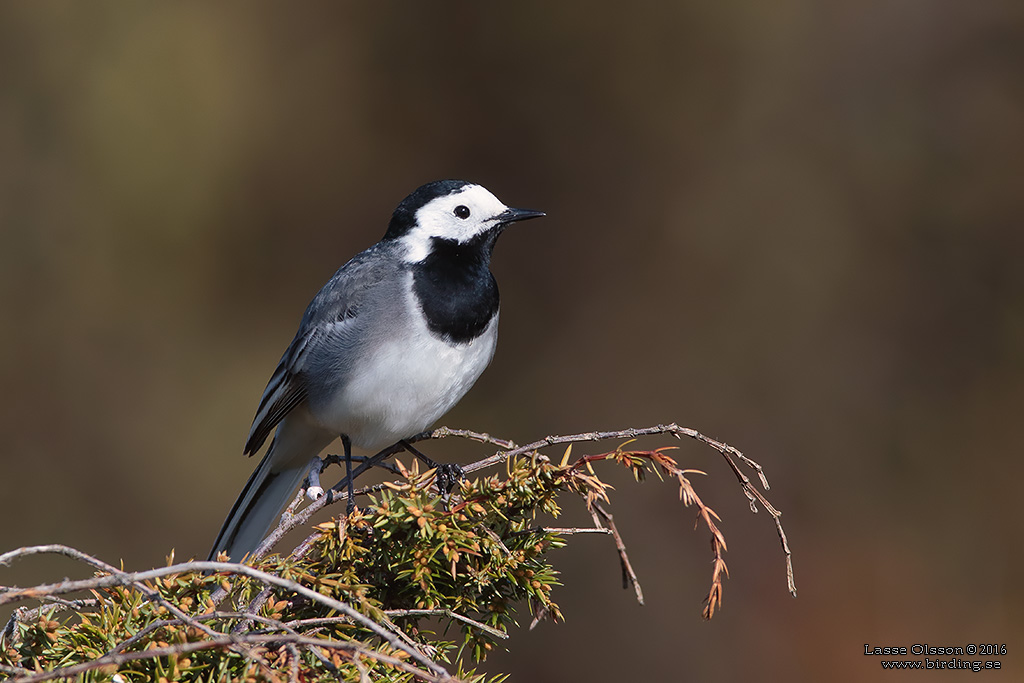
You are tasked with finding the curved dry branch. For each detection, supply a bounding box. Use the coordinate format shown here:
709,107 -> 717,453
0,548 -> 452,681
1,423 -> 795,681
264,423 -> 795,599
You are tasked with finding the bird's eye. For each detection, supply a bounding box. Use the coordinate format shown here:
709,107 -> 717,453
453,205 -> 471,219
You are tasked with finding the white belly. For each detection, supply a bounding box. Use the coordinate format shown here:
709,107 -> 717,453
314,314 -> 498,450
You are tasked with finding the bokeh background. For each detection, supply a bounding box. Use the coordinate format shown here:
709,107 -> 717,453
2,2 -> 1022,680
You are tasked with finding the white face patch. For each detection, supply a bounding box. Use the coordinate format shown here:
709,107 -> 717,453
401,184 -> 510,262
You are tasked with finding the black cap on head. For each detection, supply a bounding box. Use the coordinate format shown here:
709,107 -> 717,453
384,180 -> 473,240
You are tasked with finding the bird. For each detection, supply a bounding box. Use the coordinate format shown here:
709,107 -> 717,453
210,180 -> 544,561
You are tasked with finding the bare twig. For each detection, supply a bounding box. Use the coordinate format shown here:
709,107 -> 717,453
2,598 -> 98,645
446,423 -> 793,598
528,601 -> 551,631
0,544 -> 120,572
590,502 -> 645,606
281,615 -> 354,630
0,545 -> 277,673
385,609 -> 508,640
250,442 -> 409,561
560,447 -> 731,617
377,613 -> 432,660
286,642 -> 301,683
477,524 -> 513,558
230,585 -> 274,633
0,549 -> 452,680
353,650 -> 371,683
447,424 -> 787,599
454,423 -> 767,488
2,632 -> 446,683
713,445 -> 796,596
1,423 -> 792,681
231,518 -> 348,635
104,610 -> 320,658
242,427 -> 514,561
427,426 -> 518,450
0,662 -> 32,677
239,423 -> 792,609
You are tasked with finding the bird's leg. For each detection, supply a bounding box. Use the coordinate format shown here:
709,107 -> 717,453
399,439 -> 465,497
342,434 -> 355,516
306,456 -> 325,500
320,453 -> 402,476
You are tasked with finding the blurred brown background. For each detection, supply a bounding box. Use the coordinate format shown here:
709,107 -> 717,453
2,1 -> 1022,680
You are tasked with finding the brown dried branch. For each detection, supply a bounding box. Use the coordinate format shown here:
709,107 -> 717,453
248,444 -> 409,562
286,642 -> 302,683
0,548 -> 452,680
0,545 -> 277,675
1,423 -> 792,680
236,422 -> 793,615
0,662 -> 32,677
383,609 -> 509,641
249,421 -> 782,565
3,632 -> 444,683
540,527 -> 613,535
456,423 -> 768,489
589,502 -> 645,606
713,444 -> 796,596
641,449 -> 730,618
561,447 -> 729,616
427,426 -> 518,450
1,597 -> 97,644
312,424 -> 789,594
528,601 -> 551,631
229,518 -> 351,635
454,423 -> 794,599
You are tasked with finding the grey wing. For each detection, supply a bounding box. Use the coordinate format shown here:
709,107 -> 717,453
242,242 -> 400,456
243,329 -> 316,455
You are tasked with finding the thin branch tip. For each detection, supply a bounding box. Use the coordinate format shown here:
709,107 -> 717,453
1,422 -> 794,679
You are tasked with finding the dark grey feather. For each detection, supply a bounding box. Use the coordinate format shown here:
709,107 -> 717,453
243,241 -> 405,455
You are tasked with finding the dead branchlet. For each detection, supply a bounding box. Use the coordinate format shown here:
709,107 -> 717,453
0,423 -> 794,681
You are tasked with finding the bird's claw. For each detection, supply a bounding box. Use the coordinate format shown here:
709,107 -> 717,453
435,463 -> 465,497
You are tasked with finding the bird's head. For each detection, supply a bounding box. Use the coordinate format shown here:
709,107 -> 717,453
385,180 -> 544,262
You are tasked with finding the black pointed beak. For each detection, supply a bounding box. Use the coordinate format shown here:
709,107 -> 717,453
494,207 -> 546,226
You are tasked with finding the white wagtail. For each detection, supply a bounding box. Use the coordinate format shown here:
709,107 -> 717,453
210,180 -> 544,561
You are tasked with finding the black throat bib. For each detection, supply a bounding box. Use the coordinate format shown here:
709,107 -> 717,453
412,232 -> 500,344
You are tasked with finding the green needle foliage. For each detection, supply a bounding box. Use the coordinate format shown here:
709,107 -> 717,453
2,439 -> 787,682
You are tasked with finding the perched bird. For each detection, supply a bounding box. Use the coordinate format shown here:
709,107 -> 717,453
210,180 -> 544,561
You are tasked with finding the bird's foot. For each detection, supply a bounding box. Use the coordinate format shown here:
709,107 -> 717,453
397,439 -> 464,508
435,462 -> 466,496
